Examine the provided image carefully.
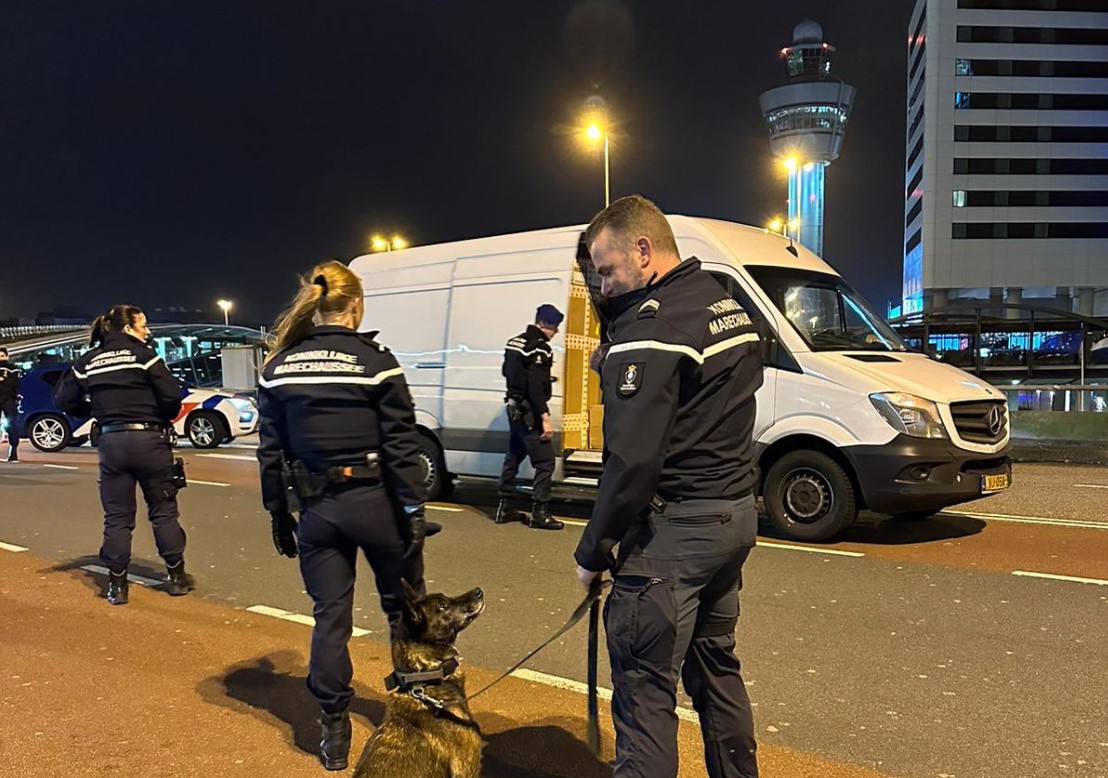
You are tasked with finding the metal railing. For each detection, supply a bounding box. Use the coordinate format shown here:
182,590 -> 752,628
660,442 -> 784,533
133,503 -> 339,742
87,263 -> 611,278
1000,384 -> 1107,413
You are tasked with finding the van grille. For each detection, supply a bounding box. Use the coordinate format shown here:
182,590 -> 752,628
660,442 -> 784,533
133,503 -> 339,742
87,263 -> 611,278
950,400 -> 1007,444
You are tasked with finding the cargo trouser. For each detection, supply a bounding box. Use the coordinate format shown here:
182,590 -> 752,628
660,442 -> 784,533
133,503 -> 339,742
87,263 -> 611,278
497,415 -> 554,505
97,429 -> 186,573
296,483 -> 426,714
604,495 -> 759,778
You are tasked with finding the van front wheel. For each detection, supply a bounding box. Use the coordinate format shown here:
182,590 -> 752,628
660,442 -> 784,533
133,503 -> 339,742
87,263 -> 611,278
763,450 -> 857,542
416,432 -> 453,501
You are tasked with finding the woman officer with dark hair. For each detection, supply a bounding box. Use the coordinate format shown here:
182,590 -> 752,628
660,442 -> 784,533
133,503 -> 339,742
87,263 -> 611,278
54,304 -> 191,605
257,260 -> 429,772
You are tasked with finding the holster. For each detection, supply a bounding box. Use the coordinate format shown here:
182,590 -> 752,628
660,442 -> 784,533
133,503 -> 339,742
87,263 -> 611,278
171,457 -> 188,490
505,397 -> 535,428
282,452 -> 382,502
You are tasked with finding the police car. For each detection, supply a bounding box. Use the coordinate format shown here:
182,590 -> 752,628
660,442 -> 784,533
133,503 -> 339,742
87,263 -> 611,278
18,363 -> 258,452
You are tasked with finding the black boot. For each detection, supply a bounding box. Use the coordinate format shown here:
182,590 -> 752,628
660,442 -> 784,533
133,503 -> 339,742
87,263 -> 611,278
106,571 -> 129,605
494,498 -> 526,524
319,709 -> 352,771
528,503 -> 564,531
165,561 -> 193,596
5,442 -> 18,463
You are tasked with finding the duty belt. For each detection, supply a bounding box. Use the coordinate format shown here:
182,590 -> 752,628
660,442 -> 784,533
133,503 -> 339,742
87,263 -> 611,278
99,422 -> 167,434
284,452 -> 382,501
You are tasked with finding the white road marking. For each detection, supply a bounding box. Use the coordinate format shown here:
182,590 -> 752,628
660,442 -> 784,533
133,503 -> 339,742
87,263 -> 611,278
1074,484 -> 1108,490
427,505 -> 464,513
943,509 -> 1108,531
756,541 -> 865,558
189,479 -> 231,487
197,454 -> 256,462
80,564 -> 163,587
0,541 -> 29,553
246,604 -> 370,637
43,464 -> 79,470
511,668 -> 700,724
1012,570 -> 1108,587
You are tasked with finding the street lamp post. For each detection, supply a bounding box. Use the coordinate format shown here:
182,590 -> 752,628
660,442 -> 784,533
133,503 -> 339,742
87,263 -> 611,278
217,299 -> 232,326
585,123 -> 610,208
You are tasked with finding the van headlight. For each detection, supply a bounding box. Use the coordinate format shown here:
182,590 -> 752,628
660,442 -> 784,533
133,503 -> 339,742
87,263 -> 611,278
869,392 -> 948,439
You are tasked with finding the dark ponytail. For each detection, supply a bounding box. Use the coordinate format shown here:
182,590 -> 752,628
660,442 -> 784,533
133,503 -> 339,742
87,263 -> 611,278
89,304 -> 144,347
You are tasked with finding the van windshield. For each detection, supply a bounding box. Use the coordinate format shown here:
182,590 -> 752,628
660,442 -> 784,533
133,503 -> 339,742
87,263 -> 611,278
746,266 -> 908,352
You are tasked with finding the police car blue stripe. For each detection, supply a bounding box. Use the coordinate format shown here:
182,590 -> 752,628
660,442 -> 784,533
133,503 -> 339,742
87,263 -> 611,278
201,395 -> 223,410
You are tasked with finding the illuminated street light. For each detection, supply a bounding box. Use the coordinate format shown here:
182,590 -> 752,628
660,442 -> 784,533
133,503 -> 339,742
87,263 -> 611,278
371,235 -> 408,253
217,299 -> 232,326
581,96 -> 612,208
767,218 -> 784,233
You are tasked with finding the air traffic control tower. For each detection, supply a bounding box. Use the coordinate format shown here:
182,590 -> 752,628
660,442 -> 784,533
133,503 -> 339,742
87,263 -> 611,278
759,19 -> 856,257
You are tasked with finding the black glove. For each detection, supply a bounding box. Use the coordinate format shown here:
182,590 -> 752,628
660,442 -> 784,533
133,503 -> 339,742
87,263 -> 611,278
404,506 -> 427,560
270,510 -> 298,558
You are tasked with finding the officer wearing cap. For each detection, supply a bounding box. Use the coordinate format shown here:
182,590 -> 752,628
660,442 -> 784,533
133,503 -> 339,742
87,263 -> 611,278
495,303 -> 565,531
257,260 -> 429,771
54,305 -> 192,605
573,195 -> 763,778
0,347 -> 21,462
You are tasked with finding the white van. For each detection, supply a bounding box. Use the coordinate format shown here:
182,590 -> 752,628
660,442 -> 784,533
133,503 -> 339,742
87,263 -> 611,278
349,216 -> 1012,541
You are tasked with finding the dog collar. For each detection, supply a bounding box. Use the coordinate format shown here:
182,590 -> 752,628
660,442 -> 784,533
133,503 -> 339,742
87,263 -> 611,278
384,657 -> 460,693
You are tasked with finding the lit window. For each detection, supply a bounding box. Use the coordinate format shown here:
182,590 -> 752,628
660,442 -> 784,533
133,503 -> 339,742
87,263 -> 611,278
955,58 -> 973,76
954,91 -> 971,109
953,190 -> 967,207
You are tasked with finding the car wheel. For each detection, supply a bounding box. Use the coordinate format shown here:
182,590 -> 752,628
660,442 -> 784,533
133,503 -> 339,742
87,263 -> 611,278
763,450 -> 857,542
186,411 -> 228,449
416,431 -> 452,501
28,414 -> 71,453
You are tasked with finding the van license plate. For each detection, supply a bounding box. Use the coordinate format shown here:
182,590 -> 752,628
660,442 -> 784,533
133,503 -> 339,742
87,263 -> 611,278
981,473 -> 1010,493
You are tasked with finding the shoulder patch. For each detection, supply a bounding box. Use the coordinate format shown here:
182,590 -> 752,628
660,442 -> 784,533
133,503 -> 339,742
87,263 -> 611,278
617,362 -> 644,397
637,299 -> 661,319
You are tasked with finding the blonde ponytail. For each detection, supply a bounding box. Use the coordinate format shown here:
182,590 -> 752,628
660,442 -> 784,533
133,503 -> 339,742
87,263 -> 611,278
266,260 -> 363,362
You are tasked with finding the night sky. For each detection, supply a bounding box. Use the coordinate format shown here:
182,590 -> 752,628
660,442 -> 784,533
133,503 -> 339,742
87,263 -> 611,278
1,1 -> 913,325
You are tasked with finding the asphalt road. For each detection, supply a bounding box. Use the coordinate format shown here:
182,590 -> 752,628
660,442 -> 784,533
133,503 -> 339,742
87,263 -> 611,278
2,439 -> 1106,778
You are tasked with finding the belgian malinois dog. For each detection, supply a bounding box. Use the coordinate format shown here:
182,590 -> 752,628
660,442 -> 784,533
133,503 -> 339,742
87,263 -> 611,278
353,580 -> 485,778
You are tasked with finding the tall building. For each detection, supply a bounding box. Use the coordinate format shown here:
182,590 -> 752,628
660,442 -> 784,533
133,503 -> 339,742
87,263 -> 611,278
759,19 -> 856,257
902,0 -> 1108,317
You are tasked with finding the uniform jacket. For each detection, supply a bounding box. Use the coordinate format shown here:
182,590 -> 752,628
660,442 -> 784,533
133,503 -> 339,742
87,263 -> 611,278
574,259 -> 764,572
0,358 -> 20,404
256,325 -> 427,513
54,332 -> 183,425
502,325 -> 554,418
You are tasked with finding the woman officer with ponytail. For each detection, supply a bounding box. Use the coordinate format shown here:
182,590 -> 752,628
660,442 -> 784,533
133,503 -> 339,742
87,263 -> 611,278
54,305 -> 191,606
257,260 -> 428,772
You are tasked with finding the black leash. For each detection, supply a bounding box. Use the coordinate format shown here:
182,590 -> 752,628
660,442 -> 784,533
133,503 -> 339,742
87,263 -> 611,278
463,577 -> 609,705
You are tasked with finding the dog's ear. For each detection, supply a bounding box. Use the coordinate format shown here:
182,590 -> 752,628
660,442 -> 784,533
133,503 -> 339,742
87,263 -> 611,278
401,578 -> 421,603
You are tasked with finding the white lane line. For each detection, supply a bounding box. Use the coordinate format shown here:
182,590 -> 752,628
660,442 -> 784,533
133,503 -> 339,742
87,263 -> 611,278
80,564 -> 163,587
427,505 -> 464,513
43,464 -> 79,470
1074,484 -> 1108,490
511,668 -> 700,724
189,479 -> 231,487
197,454 -> 256,462
943,509 -> 1108,531
1012,570 -> 1108,587
246,604 -> 371,637
756,541 -> 865,558
0,541 -> 29,553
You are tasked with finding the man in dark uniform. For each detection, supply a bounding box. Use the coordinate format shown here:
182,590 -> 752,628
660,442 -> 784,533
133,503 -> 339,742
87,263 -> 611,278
0,347 -> 21,462
573,196 -> 763,778
496,303 -> 565,531
54,306 -> 191,605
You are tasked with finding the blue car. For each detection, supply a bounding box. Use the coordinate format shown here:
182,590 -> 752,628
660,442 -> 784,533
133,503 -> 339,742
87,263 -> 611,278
17,363 -> 258,452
